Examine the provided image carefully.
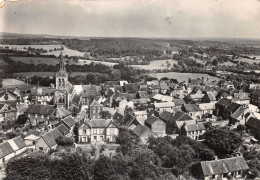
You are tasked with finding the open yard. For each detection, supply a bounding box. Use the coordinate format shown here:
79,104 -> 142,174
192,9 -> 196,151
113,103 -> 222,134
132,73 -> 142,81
131,59 -> 178,70
148,72 -> 220,82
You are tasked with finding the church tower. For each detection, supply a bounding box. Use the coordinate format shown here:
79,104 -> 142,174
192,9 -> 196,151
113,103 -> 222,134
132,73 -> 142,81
55,50 -> 69,90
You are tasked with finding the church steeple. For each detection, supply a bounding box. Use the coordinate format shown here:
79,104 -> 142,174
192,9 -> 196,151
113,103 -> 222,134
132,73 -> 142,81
59,49 -> 65,72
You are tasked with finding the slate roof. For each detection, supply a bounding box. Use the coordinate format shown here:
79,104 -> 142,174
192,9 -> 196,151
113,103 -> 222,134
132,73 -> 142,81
12,136 -> 26,149
88,119 -> 109,128
63,116 -> 76,127
169,111 -> 193,123
72,94 -> 81,105
121,113 -> 136,127
184,123 -> 205,132
215,98 -> 231,107
42,128 -> 64,148
25,104 -> 55,115
246,117 -> 260,130
200,156 -> 249,176
0,142 -> 14,159
57,124 -> 70,136
154,102 -> 175,108
183,104 -> 202,112
199,103 -> 215,110
50,106 -> 71,119
206,92 -> 216,101
159,111 -> 173,122
113,111 -> 124,125
173,99 -> 186,106
225,103 -> 241,113
230,106 -> 246,119
132,125 -> 157,138
145,116 -> 160,125
137,91 -> 149,99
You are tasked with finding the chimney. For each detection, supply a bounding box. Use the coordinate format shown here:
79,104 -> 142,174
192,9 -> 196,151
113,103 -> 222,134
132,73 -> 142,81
214,156 -> 218,160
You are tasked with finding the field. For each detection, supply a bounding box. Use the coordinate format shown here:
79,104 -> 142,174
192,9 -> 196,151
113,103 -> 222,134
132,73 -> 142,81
131,59 -> 178,70
236,57 -> 260,64
220,61 -> 236,66
0,44 -> 85,57
14,72 -> 95,77
10,56 -> 59,65
76,59 -> 118,66
148,72 -> 220,82
2,78 -> 41,90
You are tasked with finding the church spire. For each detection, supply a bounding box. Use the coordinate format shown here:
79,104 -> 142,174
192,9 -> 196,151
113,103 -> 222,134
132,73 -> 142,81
59,49 -> 65,72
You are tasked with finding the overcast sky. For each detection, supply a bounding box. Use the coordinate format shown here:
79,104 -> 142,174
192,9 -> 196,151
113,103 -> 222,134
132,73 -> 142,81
1,0 -> 260,38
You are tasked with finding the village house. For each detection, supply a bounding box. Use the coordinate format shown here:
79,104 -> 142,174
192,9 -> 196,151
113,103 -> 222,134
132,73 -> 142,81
0,136 -> 26,165
132,125 -> 157,143
35,127 -> 66,153
198,103 -> 215,116
180,122 -> 206,140
0,103 -> 17,122
246,117 -> 260,140
145,116 -> 166,137
223,102 -> 241,120
201,91 -> 217,103
230,106 -> 249,125
213,98 -> 231,118
182,104 -> 203,119
233,93 -> 250,105
77,119 -> 119,143
134,110 -> 148,125
154,102 -> 175,114
81,85 -> 101,106
89,99 -> 103,119
192,156 -> 249,180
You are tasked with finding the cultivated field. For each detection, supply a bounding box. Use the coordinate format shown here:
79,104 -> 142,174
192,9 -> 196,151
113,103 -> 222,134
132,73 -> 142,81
10,56 -> 59,65
131,59 -> 178,70
236,57 -> 260,64
0,44 -> 85,57
148,72 -> 220,82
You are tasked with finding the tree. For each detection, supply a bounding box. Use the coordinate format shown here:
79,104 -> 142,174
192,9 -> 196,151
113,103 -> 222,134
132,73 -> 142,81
0,78 -> 2,88
55,136 -> 74,147
99,111 -> 111,119
203,128 -> 243,158
16,114 -> 28,124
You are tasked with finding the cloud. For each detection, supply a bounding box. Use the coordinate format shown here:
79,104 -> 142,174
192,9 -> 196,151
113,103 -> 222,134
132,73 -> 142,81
1,0 -> 260,38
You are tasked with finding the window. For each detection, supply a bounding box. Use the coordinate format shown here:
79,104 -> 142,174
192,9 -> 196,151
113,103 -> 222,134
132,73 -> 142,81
39,147 -> 43,152
93,129 -> 97,134
94,136 -> 97,140
100,136 -> 103,141
83,130 -> 86,134
83,137 -> 86,142
110,128 -> 114,134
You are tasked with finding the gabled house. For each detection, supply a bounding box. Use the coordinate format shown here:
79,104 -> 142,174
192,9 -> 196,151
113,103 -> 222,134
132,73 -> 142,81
233,93 -> 250,105
89,99 -> 103,119
77,119 -> 119,143
246,117 -> 260,140
154,102 -> 175,114
213,98 -> 231,118
144,116 -> 166,137
230,106 -> 249,125
192,156 -> 249,180
136,91 -> 149,99
180,122 -> 206,140
173,99 -> 186,110
120,113 -> 141,129
199,103 -> 215,116
223,103 -> 241,120
159,111 -> 173,123
35,127 -> 65,153
0,90 -> 18,103
134,110 -> 148,125
0,103 -> 17,122
182,104 -> 203,119
132,125 -> 157,143
201,91 -> 217,103
81,85 -> 100,105
57,116 -> 76,135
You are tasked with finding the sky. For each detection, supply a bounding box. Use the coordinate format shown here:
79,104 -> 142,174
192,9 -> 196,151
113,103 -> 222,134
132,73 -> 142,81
1,0 -> 260,38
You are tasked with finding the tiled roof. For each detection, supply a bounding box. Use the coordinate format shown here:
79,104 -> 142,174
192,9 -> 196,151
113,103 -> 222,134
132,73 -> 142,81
225,103 -> 241,113
63,116 -> 76,127
233,93 -> 250,100
90,99 -> 101,106
72,94 -> 81,105
154,102 -> 175,108
183,104 -> 202,112
25,104 -> 55,115
199,103 -> 215,110
132,125 -> 157,138
42,128 -> 64,148
57,124 -> 70,136
200,156 -> 249,176
246,117 -> 260,130
12,136 -> 26,149
169,111 -> 193,123
137,91 -> 149,98
88,119 -> 109,128
230,106 -> 246,119
0,142 -> 14,159
184,123 -> 205,132
159,111 -> 173,122
216,98 -> 231,107
145,116 -> 160,125
113,111 -> 124,125
50,106 -> 71,119
121,113 -> 136,127
206,92 -> 216,101
173,99 -> 186,106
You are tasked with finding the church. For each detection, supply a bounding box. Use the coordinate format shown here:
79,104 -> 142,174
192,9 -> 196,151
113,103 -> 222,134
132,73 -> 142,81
30,50 -> 82,116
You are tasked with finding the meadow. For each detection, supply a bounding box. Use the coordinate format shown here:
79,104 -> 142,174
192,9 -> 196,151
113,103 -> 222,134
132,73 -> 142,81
0,44 -> 85,57
131,59 -> 178,70
10,56 -> 59,65
148,72 -> 220,82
